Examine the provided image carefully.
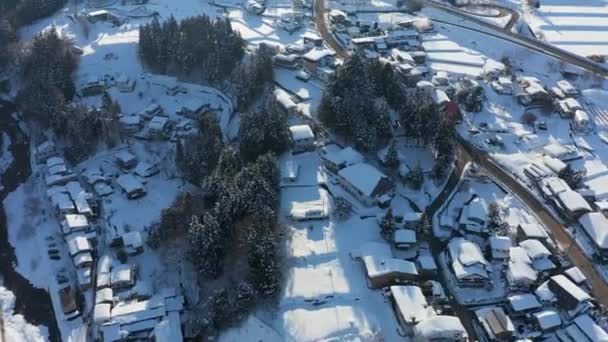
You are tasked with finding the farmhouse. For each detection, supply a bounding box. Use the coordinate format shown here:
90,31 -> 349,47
337,163 -> 394,206
475,306 -> 514,341
115,151 -> 137,170
489,236 -> 511,260
116,174 -> 146,199
289,125 -> 315,153
578,212 -> 608,258
412,316 -> 467,342
447,238 -> 489,287
302,48 -> 336,74
320,144 -> 364,172
389,285 -> 435,333
507,293 -> 542,317
548,274 -> 592,315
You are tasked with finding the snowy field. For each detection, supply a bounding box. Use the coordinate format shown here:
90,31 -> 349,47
524,0 -> 608,57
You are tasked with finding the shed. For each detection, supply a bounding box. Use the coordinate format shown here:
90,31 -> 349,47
412,316 -> 467,342
534,310 -> 561,332
115,151 -> 137,170
289,125 -> 315,152
111,264 -> 135,289
475,307 -> 514,341
489,236 -> 511,259
507,293 -> 542,315
394,229 -> 416,249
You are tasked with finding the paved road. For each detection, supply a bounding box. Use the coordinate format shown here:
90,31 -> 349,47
458,141 -> 608,307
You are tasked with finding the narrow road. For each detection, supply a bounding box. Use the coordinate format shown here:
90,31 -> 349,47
458,140 -> 608,306
313,0 -> 349,59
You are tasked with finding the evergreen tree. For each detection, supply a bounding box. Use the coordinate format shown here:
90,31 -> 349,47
416,212 -> 431,236
189,214 -> 225,278
239,100 -> 289,162
384,140 -> 400,169
248,226 -> 280,296
404,162 -> 424,190
233,282 -> 256,320
558,164 -> 584,189
380,208 -> 396,241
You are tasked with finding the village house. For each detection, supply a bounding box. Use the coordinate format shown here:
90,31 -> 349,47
133,161 -> 159,178
139,103 -> 163,120
557,79 -> 579,97
519,239 -> 556,272
412,316 -> 467,342
507,293 -> 542,317
507,246 -> 538,290
118,114 -> 142,133
351,242 -> 418,288
178,98 -> 206,119
86,9 -> 121,25
116,174 -> 146,199
489,236 -> 511,260
320,144 -> 364,172
337,163 -> 394,207
273,53 -> 301,69
389,285 -> 435,334
578,212 -> 608,258
52,192 -> 76,216
61,214 -> 90,235
111,264 -> 136,290
416,255 -> 437,277
447,238 -> 490,287
67,233 -> 93,267
557,97 -> 582,118
35,141 -> 57,163
302,48 -> 336,75
148,116 -> 171,139
115,151 -> 138,170
548,274 -> 592,317
564,266 -> 588,288
274,88 -> 298,115
281,159 -> 299,183
458,197 -> 489,235
394,229 -> 416,250
573,109 -> 591,133
81,75 -> 105,96
533,309 -> 562,333
303,32 -> 323,47
289,124 -> 315,152
474,306 -> 514,341
116,74 -> 136,92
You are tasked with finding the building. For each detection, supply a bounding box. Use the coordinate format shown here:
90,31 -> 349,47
394,229 -> 416,249
516,223 -> 549,245
86,9 -> 121,25
475,307 -> 514,341
416,255 -> 437,276
489,236 -> 511,260
458,197 -> 488,234
352,242 -> 418,288
412,316 -> 467,342
116,74 -> 136,92
81,76 -> 105,96
507,293 -> 542,317
320,145 -> 364,172
507,246 -> 538,290
533,309 -> 561,332
281,160 -> 299,183
116,174 -> 146,199
273,54 -> 300,69
447,238 -> 490,287
557,98 -> 582,118
139,103 -> 163,119
148,116 -> 171,139
62,214 -> 90,235
133,162 -> 159,178
389,285 -> 435,334
115,151 -> 137,170
111,264 -> 135,289
289,125 -> 315,152
274,88 -> 297,115
578,212 -> 608,258
519,239 -> 555,272
302,48 -> 336,74
35,141 -> 57,163
548,274 -> 592,315
573,109 -> 591,133
118,114 -> 142,133
178,98 -> 206,119
337,163 -> 394,207
557,80 -> 579,97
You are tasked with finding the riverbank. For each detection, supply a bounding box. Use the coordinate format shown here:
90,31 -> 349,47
0,99 -> 60,342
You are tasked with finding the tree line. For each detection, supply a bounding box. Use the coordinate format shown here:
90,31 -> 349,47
139,15 -> 244,82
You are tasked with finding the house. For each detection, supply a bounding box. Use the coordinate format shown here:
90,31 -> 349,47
519,239 -> 555,272
557,80 -> 579,97
52,193 -> 76,216
289,125 -> 315,152
573,110 -> 591,132
178,98 -> 206,119
122,231 -> 144,255
578,212 -> 608,258
557,98 -> 582,118
273,54 -> 300,69
281,160 -> 299,183
412,316 -> 467,342
320,144 -> 364,172
115,151 -> 137,170
86,9 -> 121,25
35,141 -> 57,163
556,189 -> 591,220
534,310 -> 561,332
394,229 -> 416,249
148,116 -> 171,139
111,264 -> 135,289
67,234 -> 93,263
516,223 -> 549,245
303,32 -> 323,47
569,314 -> 608,341
81,76 -> 105,96
139,103 -> 163,119
288,189 -> 330,221
133,162 -> 159,178
62,214 -> 90,235
447,238 -> 490,287
116,74 -> 135,92
116,174 -> 146,199
458,197 -> 488,234
416,255 -> 437,276
507,246 -> 538,289
475,307 -> 514,341
352,242 -> 418,288
385,29 -> 419,48
489,236 -> 511,260
118,114 -> 142,133
274,88 -> 298,115
548,274 -> 592,315
337,163 -> 394,207
507,293 -> 542,316
564,266 -> 587,287
389,285 -> 435,333
491,77 -> 514,95
302,48 -> 336,74
96,288 -> 114,305
432,89 -> 450,108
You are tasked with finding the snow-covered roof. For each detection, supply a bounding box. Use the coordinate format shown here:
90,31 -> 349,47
394,229 -> 416,244
115,150 -> 137,164
413,316 -> 466,340
274,88 -> 296,110
149,116 -> 169,131
302,48 -> 336,62
289,125 -> 314,141
557,190 -> 591,213
111,264 -> 134,286
98,254 -> 112,274
543,143 -> 577,160
534,310 -> 561,331
417,255 -> 437,271
73,252 -> 93,267
122,231 -> 143,248
573,314 -> 608,341
565,266 -> 587,285
119,114 -> 141,125
133,161 -> 157,178
94,303 -> 112,324
490,236 -> 511,259
448,238 -> 487,267
542,156 -> 567,174
96,288 -> 114,304
507,247 -> 538,286
321,145 -> 364,168
338,163 -> 390,198
116,174 -> 144,194
432,89 -> 450,105
475,307 -> 514,340
46,156 -> 65,169
540,177 -> 569,196
578,212 -> 608,249
390,286 -> 435,324
467,197 -> 488,223
53,192 -> 74,211
507,293 -> 542,312
535,281 -> 556,303
362,256 -> 418,279
550,274 -> 591,303
66,181 -> 85,199
67,234 -> 92,255
154,313 -> 184,342
64,214 -> 89,230
519,239 -> 551,260
48,164 -> 68,176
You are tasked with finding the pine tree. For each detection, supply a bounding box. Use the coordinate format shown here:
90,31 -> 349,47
248,226 -> 280,296
380,208 -> 396,241
385,140 -> 399,169
189,214 -> 225,278
406,162 -> 424,190
233,282 -> 256,320
416,212 -> 431,236
558,164 -> 584,189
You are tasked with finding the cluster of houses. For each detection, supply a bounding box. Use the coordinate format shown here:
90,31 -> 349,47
118,101 -> 200,141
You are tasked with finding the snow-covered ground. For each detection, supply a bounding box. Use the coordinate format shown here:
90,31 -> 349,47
522,0 -> 608,57
0,285 -> 48,342
0,133 -> 13,177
